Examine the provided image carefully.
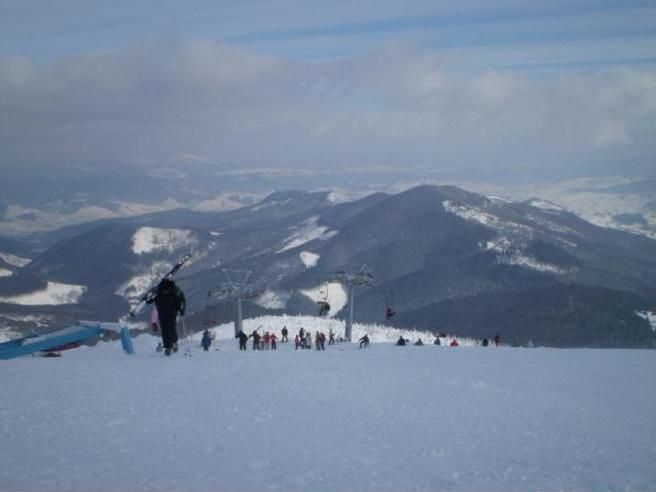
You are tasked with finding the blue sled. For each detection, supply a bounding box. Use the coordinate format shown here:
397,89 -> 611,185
0,322 -> 135,360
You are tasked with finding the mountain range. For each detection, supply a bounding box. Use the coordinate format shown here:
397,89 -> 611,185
1,184 -> 655,347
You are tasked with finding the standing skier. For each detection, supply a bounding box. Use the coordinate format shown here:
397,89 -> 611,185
237,330 -> 248,351
201,329 -> 212,351
281,326 -> 288,342
147,278 -> 186,356
249,330 -> 261,351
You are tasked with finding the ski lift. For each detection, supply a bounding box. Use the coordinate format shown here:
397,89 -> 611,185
317,283 -> 331,317
385,290 -> 396,320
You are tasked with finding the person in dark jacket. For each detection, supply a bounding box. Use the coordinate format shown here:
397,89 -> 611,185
249,330 -> 261,351
237,330 -> 248,350
414,338 -> 424,346
396,336 -> 406,346
281,326 -> 288,342
147,278 -> 185,356
358,334 -> 370,349
201,329 -> 212,351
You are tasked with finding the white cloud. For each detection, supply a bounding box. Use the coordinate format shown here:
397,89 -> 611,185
0,40 -> 653,175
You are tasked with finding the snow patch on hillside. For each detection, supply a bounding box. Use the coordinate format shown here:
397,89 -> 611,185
0,268 -> 13,277
132,227 -> 198,255
636,311 -> 656,332
254,290 -> 290,310
0,252 -> 31,268
505,255 -> 567,274
300,282 -> 348,317
277,217 -> 338,253
115,261 -> 172,303
0,282 -> 86,305
442,200 -> 531,234
299,251 -> 320,268
528,199 -> 566,212
484,237 -> 567,274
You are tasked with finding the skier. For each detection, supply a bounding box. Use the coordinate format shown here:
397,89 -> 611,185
201,329 -> 212,351
294,334 -> 301,350
270,333 -> 277,350
281,326 -> 288,342
328,329 -> 335,345
305,331 -> 313,350
249,330 -> 261,351
414,338 -> 424,346
396,336 -> 406,346
434,336 -> 441,346
450,339 -> 459,347
319,332 -> 326,351
358,334 -> 370,349
146,278 -> 186,356
237,330 -> 248,351
494,333 -> 502,347
482,338 -> 489,347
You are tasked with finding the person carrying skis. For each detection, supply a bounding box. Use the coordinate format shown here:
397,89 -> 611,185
358,334 -> 370,349
249,330 -> 261,351
237,330 -> 248,351
201,329 -> 212,351
147,278 -> 186,356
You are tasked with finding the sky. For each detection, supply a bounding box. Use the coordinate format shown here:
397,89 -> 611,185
0,0 -> 654,184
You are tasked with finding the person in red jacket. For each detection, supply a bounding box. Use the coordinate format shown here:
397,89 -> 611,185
450,339 -> 459,347
494,333 -> 502,347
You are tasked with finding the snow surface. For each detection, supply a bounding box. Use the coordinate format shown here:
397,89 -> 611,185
254,290 -> 291,310
483,237 -> 566,274
636,311 -> 656,332
0,267 -> 13,277
277,217 -> 338,253
1,315 -> 654,492
132,227 -> 198,255
300,282 -> 348,317
299,251 -> 320,268
0,251 -> 31,267
528,199 -> 567,212
0,281 -> 86,305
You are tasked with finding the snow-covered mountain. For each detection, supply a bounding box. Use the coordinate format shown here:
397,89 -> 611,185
1,185 -> 655,347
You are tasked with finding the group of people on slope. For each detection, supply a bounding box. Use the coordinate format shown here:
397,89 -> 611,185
294,327 -> 335,350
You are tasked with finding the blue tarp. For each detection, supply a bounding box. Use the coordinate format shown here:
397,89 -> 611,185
0,323 -> 131,359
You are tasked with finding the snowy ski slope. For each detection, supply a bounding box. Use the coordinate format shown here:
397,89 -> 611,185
0,316 -> 654,491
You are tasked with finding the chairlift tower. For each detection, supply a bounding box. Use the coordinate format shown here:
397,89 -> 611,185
332,266 -> 375,341
207,269 -> 260,338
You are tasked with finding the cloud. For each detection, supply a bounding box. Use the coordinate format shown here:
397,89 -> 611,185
0,39 -> 654,177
